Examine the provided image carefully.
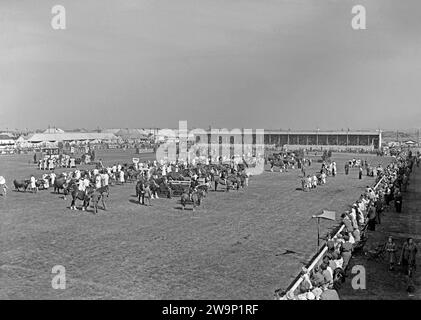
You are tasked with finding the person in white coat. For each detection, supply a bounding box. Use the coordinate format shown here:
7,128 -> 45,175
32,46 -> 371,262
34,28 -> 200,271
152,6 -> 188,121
30,175 -> 37,193
50,172 -> 56,186
119,170 -> 125,184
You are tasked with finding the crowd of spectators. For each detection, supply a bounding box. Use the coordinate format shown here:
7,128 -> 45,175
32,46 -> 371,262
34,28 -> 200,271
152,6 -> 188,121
277,150 -> 417,300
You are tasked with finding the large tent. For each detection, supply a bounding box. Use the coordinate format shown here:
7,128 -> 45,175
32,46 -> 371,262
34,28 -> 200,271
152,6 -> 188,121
27,132 -> 118,144
115,129 -> 149,141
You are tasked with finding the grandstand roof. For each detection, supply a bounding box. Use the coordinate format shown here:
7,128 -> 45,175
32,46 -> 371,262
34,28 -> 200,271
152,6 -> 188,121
264,130 -> 380,135
27,132 -> 118,142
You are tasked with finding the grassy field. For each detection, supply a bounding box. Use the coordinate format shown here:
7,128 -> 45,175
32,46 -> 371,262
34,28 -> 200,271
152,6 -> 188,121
0,151 -> 392,299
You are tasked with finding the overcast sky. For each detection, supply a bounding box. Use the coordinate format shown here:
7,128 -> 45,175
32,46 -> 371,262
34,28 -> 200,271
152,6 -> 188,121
1,0 -> 420,131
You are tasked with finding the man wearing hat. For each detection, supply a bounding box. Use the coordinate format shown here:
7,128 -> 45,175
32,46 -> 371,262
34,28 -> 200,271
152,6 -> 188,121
341,213 -> 354,233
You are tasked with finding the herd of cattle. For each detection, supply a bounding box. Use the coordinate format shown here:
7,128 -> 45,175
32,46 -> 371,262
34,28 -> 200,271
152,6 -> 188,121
12,162 -> 251,213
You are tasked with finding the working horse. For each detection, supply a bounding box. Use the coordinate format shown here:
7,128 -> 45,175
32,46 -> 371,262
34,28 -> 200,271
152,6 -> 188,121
90,186 -> 109,214
151,177 -> 173,198
213,173 -> 239,191
180,189 -> 202,211
69,185 -> 93,211
196,183 -> 209,197
13,179 -> 29,192
135,180 -> 152,205
125,169 -> 139,183
53,177 -> 69,194
269,159 -> 285,172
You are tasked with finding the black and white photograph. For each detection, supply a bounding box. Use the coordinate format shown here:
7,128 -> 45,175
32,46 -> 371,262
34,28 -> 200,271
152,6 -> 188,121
1,0 -> 420,307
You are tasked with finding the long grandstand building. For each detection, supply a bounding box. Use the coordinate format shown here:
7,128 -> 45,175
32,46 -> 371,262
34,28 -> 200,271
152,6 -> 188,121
264,130 -> 382,151
189,129 -> 382,158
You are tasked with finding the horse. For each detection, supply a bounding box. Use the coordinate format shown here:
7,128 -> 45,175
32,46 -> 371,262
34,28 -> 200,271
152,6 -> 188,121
148,179 -> 161,199
180,189 -> 201,211
125,169 -> 138,183
69,185 -> 93,211
196,184 -> 209,197
152,177 -> 173,198
13,179 -> 29,192
135,180 -> 152,205
61,179 -> 77,200
90,186 -> 109,214
213,173 -> 239,191
269,159 -> 285,172
53,177 -> 68,194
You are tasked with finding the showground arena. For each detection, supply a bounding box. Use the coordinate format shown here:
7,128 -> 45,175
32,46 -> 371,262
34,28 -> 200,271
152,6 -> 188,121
0,147 -> 398,300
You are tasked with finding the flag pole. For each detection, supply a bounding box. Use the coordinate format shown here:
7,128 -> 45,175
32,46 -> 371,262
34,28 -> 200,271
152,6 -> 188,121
317,217 -> 320,249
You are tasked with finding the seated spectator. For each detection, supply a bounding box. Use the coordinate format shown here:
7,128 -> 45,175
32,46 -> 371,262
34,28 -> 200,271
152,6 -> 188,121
310,266 -> 325,287
341,235 -> 353,270
320,263 -> 333,287
320,285 -> 340,300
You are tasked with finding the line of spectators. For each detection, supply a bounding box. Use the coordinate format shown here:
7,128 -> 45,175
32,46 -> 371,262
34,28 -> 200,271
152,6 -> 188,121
277,151 -> 415,300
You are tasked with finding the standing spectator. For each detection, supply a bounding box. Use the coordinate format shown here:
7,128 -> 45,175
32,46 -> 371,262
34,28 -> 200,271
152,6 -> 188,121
119,169 -> 125,185
367,205 -> 377,231
399,238 -> 417,276
375,197 -> 383,224
341,213 -> 354,233
394,191 -> 403,213
385,236 -> 397,271
50,171 -> 56,187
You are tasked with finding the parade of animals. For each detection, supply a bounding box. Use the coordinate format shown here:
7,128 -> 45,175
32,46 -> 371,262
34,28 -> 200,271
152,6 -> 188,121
5,153 -> 255,212
1,146 -> 408,300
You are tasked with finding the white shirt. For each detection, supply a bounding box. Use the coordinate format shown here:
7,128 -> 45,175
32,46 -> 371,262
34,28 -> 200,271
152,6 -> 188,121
78,180 -> 85,191
30,176 -> 36,188
103,173 -> 109,186
95,175 -> 101,188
